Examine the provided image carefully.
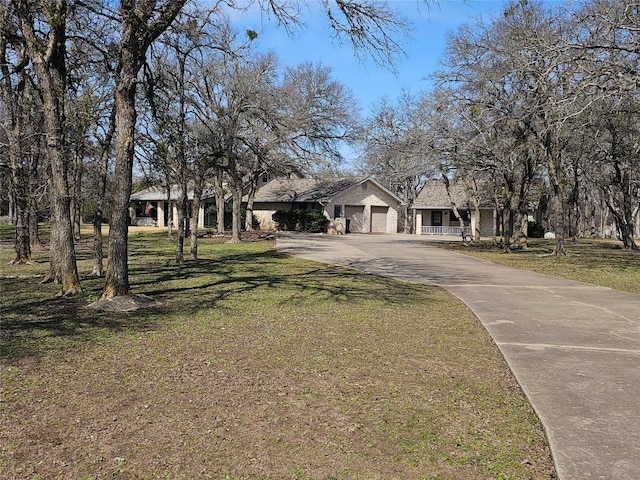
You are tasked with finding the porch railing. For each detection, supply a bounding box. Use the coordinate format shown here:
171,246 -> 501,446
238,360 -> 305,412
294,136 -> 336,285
133,217 -> 157,227
421,225 -> 467,235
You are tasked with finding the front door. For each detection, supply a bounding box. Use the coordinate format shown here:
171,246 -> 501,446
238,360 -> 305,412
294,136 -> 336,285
431,211 -> 443,226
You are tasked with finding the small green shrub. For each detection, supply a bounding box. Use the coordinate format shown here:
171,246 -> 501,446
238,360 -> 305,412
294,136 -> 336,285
272,209 -> 328,233
528,221 -> 544,238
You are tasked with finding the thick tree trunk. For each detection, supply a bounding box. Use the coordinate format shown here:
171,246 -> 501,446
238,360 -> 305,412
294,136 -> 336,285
103,77 -> 136,298
549,191 -> 567,256
101,0 -> 187,298
502,205 -> 513,253
18,1 -> 81,293
213,170 -> 226,234
519,212 -> 529,249
28,149 -> 41,249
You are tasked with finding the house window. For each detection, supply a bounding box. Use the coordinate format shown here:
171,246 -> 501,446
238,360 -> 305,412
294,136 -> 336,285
431,211 -> 442,226
334,205 -> 342,218
261,172 -> 269,183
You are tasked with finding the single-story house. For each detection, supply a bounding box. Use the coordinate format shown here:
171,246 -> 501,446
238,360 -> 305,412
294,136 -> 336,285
129,175 -> 403,234
413,179 -> 494,237
129,185 -> 212,228
248,176 -> 403,234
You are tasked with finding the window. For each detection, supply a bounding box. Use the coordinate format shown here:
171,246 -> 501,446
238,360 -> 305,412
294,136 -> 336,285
431,211 -> 442,226
334,205 -> 342,218
261,172 -> 269,183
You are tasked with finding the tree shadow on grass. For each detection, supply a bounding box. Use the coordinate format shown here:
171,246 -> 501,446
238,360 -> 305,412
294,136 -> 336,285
0,275 -> 161,362
1,250 -> 434,362
135,250 -> 430,315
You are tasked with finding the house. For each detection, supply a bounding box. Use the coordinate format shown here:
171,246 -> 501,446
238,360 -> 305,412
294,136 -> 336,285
129,175 -> 403,234
247,176 -> 403,234
129,185 -> 212,228
413,179 -> 494,237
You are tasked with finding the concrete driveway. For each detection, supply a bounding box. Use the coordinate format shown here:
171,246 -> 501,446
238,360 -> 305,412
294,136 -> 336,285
276,233 -> 640,480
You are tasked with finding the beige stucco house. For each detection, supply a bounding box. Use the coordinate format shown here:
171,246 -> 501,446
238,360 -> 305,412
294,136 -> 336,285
129,175 -> 403,234
249,176 -> 403,233
413,179 -> 494,237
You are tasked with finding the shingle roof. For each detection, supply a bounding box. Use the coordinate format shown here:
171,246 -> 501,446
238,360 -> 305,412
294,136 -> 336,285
413,179 -> 493,209
250,177 -> 362,203
130,186 -> 174,201
130,184 -> 217,202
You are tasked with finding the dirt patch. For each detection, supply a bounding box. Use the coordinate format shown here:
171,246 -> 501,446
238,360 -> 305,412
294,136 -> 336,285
88,294 -> 160,312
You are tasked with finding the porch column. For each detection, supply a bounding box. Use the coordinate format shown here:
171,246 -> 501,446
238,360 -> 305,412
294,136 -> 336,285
156,202 -> 165,227
198,205 -> 205,229
416,211 -> 422,234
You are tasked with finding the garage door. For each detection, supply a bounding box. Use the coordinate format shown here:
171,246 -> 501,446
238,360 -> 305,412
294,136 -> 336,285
371,206 -> 388,233
345,206 -> 365,233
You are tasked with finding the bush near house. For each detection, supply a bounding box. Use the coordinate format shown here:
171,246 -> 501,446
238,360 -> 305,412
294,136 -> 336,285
528,221 -> 545,238
272,209 -> 329,233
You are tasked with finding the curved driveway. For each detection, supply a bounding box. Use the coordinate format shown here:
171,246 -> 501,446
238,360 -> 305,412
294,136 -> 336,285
276,233 -> 640,480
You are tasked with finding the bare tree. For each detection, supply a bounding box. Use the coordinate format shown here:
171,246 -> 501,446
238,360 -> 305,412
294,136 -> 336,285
14,0 -> 82,292
101,0 -> 422,296
360,92 -> 438,233
102,0 -> 188,298
0,2 -> 33,264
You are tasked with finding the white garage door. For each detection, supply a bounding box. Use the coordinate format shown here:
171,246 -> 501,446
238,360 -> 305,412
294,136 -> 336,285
371,206 -> 388,233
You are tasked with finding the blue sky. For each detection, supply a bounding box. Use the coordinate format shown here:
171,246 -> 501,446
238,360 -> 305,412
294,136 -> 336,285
233,1 -> 509,118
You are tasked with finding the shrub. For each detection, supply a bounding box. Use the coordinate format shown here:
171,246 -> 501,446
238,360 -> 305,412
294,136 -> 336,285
528,221 -> 545,238
272,209 -> 328,233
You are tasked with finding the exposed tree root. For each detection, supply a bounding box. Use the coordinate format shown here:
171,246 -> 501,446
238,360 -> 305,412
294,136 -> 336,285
8,258 -> 35,266
55,286 -> 83,297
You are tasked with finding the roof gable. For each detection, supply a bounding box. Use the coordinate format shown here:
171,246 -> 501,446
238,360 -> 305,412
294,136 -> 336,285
332,177 -> 404,205
252,177 -> 359,203
414,179 -> 493,209
252,176 -> 404,205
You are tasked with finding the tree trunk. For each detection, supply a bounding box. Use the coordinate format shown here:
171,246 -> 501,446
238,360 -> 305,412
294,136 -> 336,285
101,0 -> 187,298
502,203 -> 513,253
244,174 -> 258,231
28,147 -> 41,249
103,76 -> 136,298
7,126 -> 32,265
175,186 -> 187,264
2,20 -> 31,264
71,147 -> 82,241
93,106 -> 115,274
90,209 -> 104,276
213,169 -> 226,234
17,0 -> 81,293
462,177 -> 482,242
190,187 -> 202,259
230,175 -> 242,243
549,190 -> 567,256
441,177 -> 467,240
166,183 -> 174,239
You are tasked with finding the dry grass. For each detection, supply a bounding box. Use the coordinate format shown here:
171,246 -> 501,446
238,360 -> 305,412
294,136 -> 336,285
434,238 -> 640,294
1,225 -> 555,479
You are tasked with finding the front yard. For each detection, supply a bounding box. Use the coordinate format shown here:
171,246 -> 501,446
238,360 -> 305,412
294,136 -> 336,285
1,227 -> 555,479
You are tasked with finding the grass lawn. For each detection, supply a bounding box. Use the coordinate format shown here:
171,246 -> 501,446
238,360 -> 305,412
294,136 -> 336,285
1,226 -> 555,479
433,238 -> 640,295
